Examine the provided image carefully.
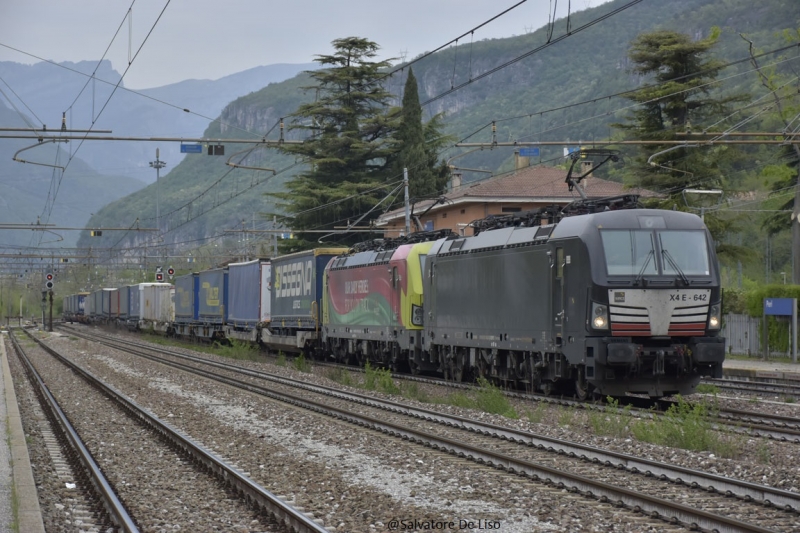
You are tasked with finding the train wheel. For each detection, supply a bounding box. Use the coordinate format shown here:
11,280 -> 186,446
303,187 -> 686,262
574,367 -> 595,401
450,358 -> 464,382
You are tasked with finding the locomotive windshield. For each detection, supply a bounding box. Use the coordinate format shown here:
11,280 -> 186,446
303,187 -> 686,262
658,231 -> 711,276
601,230 -> 710,277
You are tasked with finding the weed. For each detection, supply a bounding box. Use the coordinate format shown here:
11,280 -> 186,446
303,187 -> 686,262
525,402 -> 547,424
782,396 -> 796,404
325,367 -> 355,387
275,352 -> 287,367
292,353 -> 312,373
211,339 -> 260,361
695,383 -> 720,395
557,405 -> 575,426
447,392 -> 477,409
631,396 -> 740,457
756,442 -> 771,464
587,397 -> 631,437
401,382 -> 431,403
474,378 -> 518,419
363,362 -> 400,394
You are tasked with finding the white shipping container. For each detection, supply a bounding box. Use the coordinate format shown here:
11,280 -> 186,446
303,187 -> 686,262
140,283 -> 174,323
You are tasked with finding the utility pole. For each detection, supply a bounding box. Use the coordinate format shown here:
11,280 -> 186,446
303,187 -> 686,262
403,168 -> 411,236
149,148 -> 167,261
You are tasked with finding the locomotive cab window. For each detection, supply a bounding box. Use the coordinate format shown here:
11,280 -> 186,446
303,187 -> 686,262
658,231 -> 710,276
601,230 -> 657,276
601,229 -> 711,277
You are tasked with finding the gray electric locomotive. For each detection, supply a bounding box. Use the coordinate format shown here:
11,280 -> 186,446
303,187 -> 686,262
421,207 -> 724,399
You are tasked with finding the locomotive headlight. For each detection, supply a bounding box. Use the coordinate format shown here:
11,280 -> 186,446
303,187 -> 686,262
708,303 -> 721,330
591,303 -> 609,330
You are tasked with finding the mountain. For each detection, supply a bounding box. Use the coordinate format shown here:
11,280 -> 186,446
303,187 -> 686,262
80,0 -> 800,254
0,104 -> 145,248
0,60 -> 317,248
0,60 -> 318,182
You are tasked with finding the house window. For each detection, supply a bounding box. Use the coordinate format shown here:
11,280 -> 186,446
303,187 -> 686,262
442,213 -> 447,218
460,209 -> 466,214
424,220 -> 434,231
502,207 -> 522,213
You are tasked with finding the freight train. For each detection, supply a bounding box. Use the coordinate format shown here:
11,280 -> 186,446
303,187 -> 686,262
64,197 -> 725,399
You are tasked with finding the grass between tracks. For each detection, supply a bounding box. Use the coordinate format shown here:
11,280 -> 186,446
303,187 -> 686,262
133,332 -> 748,458
325,365 -> 519,419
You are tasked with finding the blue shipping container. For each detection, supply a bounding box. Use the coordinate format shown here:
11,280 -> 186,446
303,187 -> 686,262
198,268 -> 228,323
227,260 -> 261,328
174,274 -> 198,322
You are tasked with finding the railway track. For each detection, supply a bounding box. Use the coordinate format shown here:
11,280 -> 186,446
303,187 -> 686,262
10,328 -> 327,533
61,326 -> 800,532
705,376 -> 800,400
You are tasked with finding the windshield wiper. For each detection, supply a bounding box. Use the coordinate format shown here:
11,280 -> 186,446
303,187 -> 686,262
634,249 -> 654,286
662,249 -> 689,285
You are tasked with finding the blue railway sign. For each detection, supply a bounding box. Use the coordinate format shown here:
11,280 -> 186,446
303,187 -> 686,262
764,298 -> 795,316
180,143 -> 203,154
519,147 -> 540,157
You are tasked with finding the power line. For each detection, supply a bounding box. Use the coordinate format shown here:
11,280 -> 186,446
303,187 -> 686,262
421,0 -> 643,106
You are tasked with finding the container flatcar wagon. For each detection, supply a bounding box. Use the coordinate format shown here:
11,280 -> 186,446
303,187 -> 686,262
226,260 -> 271,343
268,248 -> 347,353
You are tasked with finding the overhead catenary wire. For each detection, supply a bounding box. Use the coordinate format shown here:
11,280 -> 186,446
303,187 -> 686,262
36,1 -> 173,234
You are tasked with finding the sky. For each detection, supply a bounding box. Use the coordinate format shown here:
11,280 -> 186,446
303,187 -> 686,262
0,0 -> 610,90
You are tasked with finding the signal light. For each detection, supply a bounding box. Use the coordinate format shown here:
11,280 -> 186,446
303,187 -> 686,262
156,273 -> 164,282
46,273 -> 53,281
45,272 -> 54,290
167,267 -> 175,280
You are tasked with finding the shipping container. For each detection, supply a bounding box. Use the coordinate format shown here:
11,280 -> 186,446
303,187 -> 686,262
103,288 -> 118,317
140,283 -> 174,323
227,260 -> 267,328
270,248 -> 346,330
86,290 -> 97,317
174,274 -> 198,322
129,285 -> 142,320
118,286 -> 130,319
198,268 -> 228,323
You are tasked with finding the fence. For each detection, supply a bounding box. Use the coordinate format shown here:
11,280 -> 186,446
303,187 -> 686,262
722,313 -> 760,357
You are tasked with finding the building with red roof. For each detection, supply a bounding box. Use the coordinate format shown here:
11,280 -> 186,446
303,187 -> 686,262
375,158 -> 657,237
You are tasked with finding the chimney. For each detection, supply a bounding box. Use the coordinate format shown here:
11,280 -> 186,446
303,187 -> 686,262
450,172 -> 462,192
514,150 -> 530,170
581,161 -> 593,177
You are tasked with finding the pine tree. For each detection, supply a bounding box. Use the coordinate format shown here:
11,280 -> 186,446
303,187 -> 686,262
271,37 -> 400,251
388,68 -> 451,200
613,28 -> 749,261
614,28 -> 745,197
